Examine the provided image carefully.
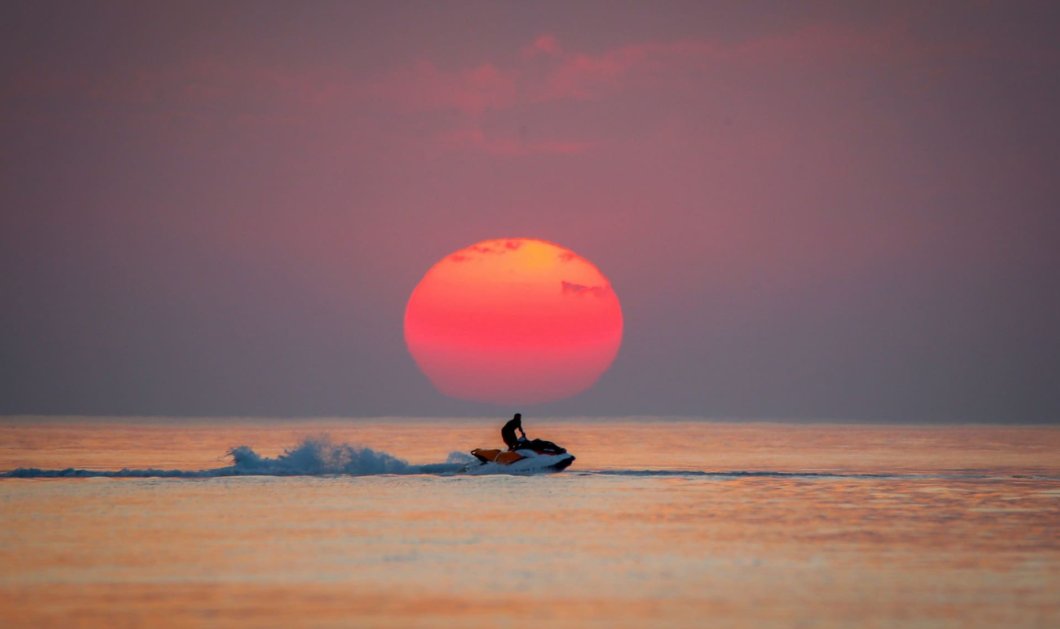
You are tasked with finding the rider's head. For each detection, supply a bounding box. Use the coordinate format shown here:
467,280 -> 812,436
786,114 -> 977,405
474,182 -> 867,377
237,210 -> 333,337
514,413 -> 521,420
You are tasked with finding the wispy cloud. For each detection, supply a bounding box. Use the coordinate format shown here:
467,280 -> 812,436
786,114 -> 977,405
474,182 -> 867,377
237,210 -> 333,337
368,21 -> 967,154
374,61 -> 517,116
522,34 -> 563,59
5,19 -> 982,156
561,281 -> 611,297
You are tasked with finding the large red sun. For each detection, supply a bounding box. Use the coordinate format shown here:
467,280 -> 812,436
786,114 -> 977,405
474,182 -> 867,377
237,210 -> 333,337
404,238 -> 623,404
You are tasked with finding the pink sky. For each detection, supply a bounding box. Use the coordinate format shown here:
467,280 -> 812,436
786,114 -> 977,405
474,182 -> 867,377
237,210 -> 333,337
1,1 -> 1058,420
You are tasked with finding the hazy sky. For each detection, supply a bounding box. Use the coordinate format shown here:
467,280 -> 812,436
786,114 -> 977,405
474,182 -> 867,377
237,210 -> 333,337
2,1 -> 1058,421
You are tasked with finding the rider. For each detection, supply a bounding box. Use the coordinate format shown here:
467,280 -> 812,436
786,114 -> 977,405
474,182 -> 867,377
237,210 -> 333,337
501,413 -> 527,450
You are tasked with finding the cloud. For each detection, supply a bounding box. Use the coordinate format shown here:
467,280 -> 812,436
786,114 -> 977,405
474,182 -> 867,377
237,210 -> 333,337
522,34 -> 563,59
562,281 -> 610,297
366,23 -> 962,153
5,21 -> 982,156
376,60 -> 517,116
529,22 -> 963,103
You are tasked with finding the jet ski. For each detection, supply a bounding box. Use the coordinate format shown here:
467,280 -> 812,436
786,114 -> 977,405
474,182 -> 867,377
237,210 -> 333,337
465,438 -> 575,474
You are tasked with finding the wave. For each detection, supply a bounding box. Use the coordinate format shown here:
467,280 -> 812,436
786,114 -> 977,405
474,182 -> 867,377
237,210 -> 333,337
2,437 -> 474,478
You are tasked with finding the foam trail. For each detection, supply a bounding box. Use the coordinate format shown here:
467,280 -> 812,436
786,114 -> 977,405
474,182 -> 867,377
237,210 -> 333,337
2,437 -> 471,478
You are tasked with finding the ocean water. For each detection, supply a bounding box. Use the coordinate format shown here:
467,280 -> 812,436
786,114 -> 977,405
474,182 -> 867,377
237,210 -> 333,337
1,417 -> 1057,628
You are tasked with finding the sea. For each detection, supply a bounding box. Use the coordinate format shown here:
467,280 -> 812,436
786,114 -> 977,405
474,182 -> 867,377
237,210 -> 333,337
1,417 -> 1057,628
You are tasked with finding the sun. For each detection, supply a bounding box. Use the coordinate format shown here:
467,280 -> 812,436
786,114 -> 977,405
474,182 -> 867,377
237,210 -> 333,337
404,238 -> 623,404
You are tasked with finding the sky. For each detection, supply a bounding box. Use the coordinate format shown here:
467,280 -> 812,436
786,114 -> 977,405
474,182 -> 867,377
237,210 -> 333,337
1,1 -> 1058,422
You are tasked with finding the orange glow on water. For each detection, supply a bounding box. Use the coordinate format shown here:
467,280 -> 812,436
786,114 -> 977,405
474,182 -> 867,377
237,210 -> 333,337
404,238 -> 623,404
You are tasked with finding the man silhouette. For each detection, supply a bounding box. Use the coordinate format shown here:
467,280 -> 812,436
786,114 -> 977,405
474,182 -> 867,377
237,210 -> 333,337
501,413 -> 527,450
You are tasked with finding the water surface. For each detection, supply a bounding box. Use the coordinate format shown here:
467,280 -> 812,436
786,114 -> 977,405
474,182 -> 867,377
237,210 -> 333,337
1,418 -> 1057,627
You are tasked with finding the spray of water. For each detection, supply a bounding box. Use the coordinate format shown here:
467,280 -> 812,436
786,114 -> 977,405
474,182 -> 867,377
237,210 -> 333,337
2,436 -> 475,478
